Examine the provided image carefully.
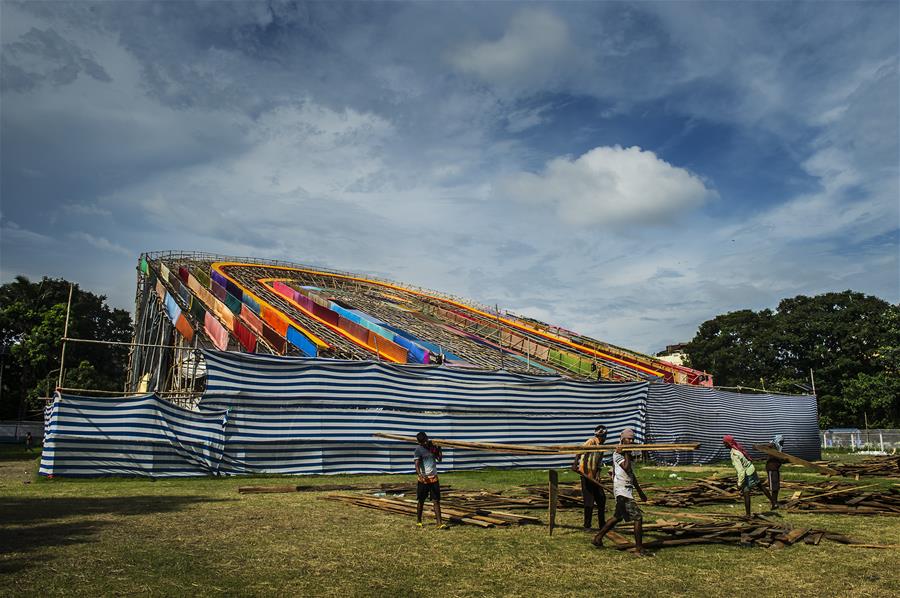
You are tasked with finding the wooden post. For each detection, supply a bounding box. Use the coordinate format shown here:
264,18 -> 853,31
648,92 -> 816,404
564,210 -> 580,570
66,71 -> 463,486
548,469 -> 559,535
57,283 -> 74,389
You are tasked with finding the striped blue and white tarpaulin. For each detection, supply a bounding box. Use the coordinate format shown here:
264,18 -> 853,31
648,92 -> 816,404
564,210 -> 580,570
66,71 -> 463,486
645,383 -> 820,464
202,350 -> 648,475
40,394 -> 227,477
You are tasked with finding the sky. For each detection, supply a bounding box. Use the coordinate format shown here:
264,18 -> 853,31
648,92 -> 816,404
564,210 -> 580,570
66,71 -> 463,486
1,1 -> 898,354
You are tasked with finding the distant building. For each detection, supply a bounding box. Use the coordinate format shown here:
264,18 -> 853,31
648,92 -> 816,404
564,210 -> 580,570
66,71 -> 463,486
656,343 -> 689,367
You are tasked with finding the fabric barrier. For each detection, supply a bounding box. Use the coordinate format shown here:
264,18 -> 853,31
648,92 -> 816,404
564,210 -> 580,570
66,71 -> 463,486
645,384 -> 820,464
40,394 -> 227,477
40,351 -> 647,477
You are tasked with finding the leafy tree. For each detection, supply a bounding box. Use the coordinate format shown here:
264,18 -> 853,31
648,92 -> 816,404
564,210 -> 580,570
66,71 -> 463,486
0,276 -> 132,419
683,308 -> 781,388
685,290 -> 898,427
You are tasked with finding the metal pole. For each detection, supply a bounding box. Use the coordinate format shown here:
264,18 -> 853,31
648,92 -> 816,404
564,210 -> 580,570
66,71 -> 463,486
57,283 -> 74,389
809,368 -> 816,396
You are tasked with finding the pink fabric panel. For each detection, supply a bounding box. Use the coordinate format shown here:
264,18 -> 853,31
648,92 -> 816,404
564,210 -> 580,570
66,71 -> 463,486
204,312 -> 229,351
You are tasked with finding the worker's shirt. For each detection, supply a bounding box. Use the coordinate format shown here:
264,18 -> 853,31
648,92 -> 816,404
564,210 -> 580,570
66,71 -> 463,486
730,448 -> 756,487
612,451 -> 634,499
575,436 -> 604,479
414,445 -> 439,483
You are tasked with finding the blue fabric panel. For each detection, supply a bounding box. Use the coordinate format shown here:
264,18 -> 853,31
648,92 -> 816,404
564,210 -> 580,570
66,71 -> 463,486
286,326 -> 319,358
164,292 -> 181,324
211,270 -> 228,288
242,294 -> 261,315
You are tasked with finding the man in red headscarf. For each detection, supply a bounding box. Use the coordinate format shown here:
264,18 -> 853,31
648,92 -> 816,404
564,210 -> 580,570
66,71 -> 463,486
723,435 -> 772,517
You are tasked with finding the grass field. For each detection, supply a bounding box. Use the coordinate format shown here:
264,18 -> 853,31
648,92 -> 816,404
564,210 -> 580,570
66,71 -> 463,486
1,447 -> 898,597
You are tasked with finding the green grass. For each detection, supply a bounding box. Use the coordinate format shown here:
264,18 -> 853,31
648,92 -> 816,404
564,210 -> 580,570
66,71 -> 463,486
1,449 -> 898,597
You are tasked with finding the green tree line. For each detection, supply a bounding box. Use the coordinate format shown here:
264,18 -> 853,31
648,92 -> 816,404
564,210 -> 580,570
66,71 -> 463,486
685,290 -> 899,428
0,276 -> 132,420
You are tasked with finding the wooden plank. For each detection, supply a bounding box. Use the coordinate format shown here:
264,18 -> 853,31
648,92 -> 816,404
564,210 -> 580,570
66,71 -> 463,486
753,444 -> 839,475
548,469 -> 558,536
374,432 -> 699,454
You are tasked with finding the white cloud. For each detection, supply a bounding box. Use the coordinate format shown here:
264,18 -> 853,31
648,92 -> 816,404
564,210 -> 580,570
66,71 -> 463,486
448,9 -> 575,90
497,145 -> 715,226
67,232 -> 132,257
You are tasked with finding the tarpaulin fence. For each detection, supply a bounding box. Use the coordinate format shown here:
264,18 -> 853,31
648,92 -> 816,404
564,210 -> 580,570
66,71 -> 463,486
645,383 -> 820,465
41,350 -> 647,477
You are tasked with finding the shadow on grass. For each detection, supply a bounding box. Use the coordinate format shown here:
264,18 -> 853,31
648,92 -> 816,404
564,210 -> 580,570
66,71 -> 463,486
0,495 -> 231,575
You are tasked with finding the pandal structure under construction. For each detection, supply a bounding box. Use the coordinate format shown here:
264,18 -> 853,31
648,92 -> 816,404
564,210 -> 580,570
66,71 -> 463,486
127,251 -> 711,402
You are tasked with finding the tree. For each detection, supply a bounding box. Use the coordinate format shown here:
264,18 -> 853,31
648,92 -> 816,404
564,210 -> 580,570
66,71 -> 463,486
0,276 -> 132,419
685,290 -> 898,427
683,308 -> 781,388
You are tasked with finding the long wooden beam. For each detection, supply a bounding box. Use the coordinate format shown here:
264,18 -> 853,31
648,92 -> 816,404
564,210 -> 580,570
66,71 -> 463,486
373,432 -> 699,454
752,444 -> 839,475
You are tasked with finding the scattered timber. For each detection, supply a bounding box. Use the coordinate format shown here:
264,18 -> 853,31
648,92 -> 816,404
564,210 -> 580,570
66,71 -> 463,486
599,514 -> 869,551
324,494 -> 543,527
644,475 -> 900,516
239,482 -> 429,494
821,455 -> 900,479
373,432 -> 699,454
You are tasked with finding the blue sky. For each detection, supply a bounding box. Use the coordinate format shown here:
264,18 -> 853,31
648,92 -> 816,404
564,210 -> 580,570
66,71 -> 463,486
1,1 -> 898,353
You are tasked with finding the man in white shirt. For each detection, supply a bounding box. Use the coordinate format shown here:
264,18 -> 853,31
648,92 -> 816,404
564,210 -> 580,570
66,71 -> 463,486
591,428 -> 650,556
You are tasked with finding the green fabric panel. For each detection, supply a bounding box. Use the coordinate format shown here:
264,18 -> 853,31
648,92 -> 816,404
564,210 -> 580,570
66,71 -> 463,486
140,258 -> 149,275
224,293 -> 243,315
190,298 -> 206,322
193,267 -> 211,288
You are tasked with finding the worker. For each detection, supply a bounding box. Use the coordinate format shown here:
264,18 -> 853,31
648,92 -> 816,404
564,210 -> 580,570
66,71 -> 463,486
572,424 -> 608,530
414,432 -> 446,529
723,435 -> 772,517
592,428 -> 650,557
765,434 -> 787,509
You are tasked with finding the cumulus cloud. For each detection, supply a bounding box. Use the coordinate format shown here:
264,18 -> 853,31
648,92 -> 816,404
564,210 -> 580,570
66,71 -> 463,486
497,146 -> 715,226
448,9 -> 575,90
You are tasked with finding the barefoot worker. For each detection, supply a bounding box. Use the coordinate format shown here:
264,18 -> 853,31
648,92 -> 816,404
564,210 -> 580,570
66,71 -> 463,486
592,428 -> 650,556
723,434 -> 772,517
414,432 -> 447,529
572,424 -> 608,530
765,434 -> 787,509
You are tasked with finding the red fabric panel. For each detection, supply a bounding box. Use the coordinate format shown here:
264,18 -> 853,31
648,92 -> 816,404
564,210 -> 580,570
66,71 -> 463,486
178,267 -> 190,285
262,323 -> 286,354
240,303 -> 264,335
339,316 -> 369,342
175,313 -> 194,343
204,312 -> 229,351
233,318 -> 257,353
311,302 -> 339,326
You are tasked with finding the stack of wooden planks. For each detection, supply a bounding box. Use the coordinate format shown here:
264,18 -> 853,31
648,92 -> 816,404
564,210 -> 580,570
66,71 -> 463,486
601,514 -> 860,551
324,494 -> 543,527
821,455 -> 900,479
644,476 -> 741,507
784,484 -> 900,515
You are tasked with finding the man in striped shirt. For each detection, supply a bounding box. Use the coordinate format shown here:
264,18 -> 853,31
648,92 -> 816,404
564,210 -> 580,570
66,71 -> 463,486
572,424 -> 608,529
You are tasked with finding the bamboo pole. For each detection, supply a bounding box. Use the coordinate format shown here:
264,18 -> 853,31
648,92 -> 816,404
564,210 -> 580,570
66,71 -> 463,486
373,432 -> 699,454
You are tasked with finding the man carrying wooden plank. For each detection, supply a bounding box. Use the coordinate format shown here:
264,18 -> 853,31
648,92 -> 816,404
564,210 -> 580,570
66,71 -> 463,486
592,428 -> 651,557
724,435 -> 772,517
765,434 -> 788,509
572,424 -> 608,530
414,432 -> 447,529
